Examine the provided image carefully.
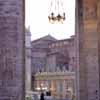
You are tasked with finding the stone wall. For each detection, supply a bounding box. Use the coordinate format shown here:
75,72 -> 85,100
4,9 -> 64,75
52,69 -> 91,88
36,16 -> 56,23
0,0 -> 25,100
76,0 -> 100,100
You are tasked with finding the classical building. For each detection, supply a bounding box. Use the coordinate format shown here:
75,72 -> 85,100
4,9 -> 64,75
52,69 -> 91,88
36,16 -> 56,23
31,35 -> 57,73
31,35 -> 76,99
47,35 -> 76,72
31,35 -> 76,73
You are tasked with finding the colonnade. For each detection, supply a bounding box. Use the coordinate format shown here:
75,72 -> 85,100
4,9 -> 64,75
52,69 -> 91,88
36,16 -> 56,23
34,72 -> 76,99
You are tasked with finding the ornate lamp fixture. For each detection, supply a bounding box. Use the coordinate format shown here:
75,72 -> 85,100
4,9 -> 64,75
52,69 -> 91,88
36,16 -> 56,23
48,0 -> 66,24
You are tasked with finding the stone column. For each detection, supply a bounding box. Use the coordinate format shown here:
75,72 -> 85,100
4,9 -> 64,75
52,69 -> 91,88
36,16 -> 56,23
51,80 -> 54,90
36,81 -> 40,89
76,0 -> 100,100
0,0 -> 25,100
97,1 -> 100,99
62,80 -> 66,98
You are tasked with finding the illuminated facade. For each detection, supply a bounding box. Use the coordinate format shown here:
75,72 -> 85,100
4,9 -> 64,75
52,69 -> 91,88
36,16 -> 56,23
34,71 -> 76,99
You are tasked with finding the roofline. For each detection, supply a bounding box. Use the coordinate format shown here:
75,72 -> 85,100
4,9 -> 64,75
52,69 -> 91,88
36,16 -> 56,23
31,34 -> 75,43
48,38 -> 74,44
31,35 -> 57,43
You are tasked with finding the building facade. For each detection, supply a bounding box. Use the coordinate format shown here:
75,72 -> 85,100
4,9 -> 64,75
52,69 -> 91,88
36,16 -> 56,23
31,35 -> 76,99
31,35 -> 76,73
47,35 -> 76,72
31,35 -> 57,73
34,71 -> 75,99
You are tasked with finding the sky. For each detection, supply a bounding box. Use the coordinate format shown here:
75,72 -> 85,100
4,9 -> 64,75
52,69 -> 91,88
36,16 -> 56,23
25,0 -> 75,40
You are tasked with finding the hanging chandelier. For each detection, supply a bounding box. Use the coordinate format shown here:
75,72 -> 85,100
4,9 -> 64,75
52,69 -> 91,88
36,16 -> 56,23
48,0 -> 66,24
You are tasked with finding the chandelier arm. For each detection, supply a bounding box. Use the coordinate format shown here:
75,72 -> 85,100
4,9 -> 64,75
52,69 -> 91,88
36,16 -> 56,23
61,0 -> 65,13
48,0 -> 65,24
48,0 -> 53,15
61,0 -> 66,21
55,0 -> 57,15
57,0 -> 60,14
